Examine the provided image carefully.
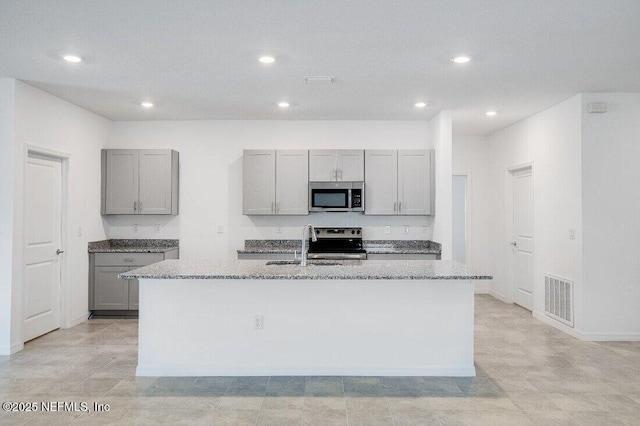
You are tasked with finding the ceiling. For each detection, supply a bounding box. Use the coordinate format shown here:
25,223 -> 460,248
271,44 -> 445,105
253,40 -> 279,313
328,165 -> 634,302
1,0 -> 639,135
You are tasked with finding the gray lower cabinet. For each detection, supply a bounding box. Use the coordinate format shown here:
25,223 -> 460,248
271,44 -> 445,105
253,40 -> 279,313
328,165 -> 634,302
89,249 -> 178,315
366,253 -> 440,260
237,252 -> 439,260
94,266 -> 130,310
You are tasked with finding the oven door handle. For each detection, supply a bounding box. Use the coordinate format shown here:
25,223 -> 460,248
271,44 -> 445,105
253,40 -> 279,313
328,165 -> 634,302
347,189 -> 352,209
307,253 -> 367,260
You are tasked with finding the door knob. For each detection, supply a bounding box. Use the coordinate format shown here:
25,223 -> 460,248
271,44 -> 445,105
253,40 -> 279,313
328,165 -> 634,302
56,249 -> 65,255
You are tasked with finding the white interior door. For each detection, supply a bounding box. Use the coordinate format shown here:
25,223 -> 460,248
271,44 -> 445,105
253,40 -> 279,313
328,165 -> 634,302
24,154 -> 62,341
511,167 -> 534,310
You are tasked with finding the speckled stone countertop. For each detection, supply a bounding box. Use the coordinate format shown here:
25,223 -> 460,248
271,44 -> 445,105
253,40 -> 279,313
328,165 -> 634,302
237,240 -> 442,255
88,239 -> 179,253
120,259 -> 490,280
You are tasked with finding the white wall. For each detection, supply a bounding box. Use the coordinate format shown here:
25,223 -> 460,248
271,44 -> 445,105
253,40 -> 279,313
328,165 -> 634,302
0,79 -> 17,354
108,120 -> 441,260
581,93 -> 640,338
487,95 -> 583,333
430,111 -> 453,260
453,135 -> 493,293
6,82 -> 111,352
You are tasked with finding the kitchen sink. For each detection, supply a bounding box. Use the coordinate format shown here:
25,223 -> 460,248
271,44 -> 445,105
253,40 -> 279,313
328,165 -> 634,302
265,260 -> 342,266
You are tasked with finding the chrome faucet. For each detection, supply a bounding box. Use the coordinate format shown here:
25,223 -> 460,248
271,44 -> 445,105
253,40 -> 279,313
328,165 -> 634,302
299,224 -> 317,266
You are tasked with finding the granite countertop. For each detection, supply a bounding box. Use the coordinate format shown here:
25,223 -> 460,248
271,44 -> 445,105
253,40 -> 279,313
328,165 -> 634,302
88,239 -> 179,253
237,239 -> 442,255
120,259 -> 491,280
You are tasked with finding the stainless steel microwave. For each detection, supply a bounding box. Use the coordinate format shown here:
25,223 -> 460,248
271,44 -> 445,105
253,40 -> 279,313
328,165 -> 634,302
309,181 -> 364,212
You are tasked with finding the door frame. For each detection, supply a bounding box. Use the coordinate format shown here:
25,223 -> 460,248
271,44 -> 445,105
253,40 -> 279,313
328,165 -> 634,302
23,145 -> 71,339
452,171 -> 471,267
505,162 -> 534,306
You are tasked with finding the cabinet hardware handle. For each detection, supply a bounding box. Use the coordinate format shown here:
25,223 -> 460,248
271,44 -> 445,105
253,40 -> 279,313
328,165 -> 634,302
394,202 -> 397,213
338,169 -> 342,180
510,241 -> 517,247
56,249 -> 64,255
271,201 -> 275,214
399,202 -> 402,213
139,202 -> 143,212
331,168 -> 336,180
133,201 -> 137,212
277,202 -> 280,214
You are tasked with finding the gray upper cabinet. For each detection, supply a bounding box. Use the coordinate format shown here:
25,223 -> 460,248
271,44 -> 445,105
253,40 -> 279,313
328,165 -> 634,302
243,149 -> 309,215
102,149 -> 179,215
103,150 -> 139,214
364,150 -> 398,215
365,149 -> 434,216
309,150 -> 364,181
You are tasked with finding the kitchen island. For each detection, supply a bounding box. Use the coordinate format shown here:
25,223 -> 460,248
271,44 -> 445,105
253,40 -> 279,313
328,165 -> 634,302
121,259 -> 491,377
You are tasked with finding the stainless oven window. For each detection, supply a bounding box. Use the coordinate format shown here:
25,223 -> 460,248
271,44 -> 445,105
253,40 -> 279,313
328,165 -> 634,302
312,190 -> 348,208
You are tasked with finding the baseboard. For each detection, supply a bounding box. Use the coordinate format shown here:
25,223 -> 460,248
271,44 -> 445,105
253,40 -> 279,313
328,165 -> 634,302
0,341 -> 24,355
67,312 -> 89,328
533,311 -> 584,340
488,289 -> 511,303
136,365 -> 477,377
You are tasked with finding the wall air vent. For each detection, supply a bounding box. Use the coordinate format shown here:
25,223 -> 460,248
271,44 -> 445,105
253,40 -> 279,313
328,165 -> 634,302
304,76 -> 336,84
544,274 -> 574,327
588,102 -> 608,113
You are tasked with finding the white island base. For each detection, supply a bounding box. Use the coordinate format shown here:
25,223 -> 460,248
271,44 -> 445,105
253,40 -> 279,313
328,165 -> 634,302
136,278 -> 475,377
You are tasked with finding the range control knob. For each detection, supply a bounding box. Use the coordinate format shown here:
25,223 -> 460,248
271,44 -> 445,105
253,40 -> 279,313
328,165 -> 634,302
351,230 -> 355,234
357,230 -> 361,234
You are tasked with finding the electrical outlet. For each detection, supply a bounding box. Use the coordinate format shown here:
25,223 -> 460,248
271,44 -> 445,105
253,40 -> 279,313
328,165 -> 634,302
254,315 -> 264,330
404,225 -> 410,234
384,226 -> 391,234
569,229 -> 576,240
276,227 -> 283,234
154,224 -> 161,232
217,225 -> 224,234
133,224 -> 138,233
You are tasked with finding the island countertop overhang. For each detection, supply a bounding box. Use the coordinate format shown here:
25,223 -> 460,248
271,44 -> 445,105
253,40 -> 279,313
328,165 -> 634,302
119,259 -> 492,280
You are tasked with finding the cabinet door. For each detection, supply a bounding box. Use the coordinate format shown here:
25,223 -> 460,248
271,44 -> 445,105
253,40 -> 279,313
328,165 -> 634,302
104,150 -> 138,214
276,150 -> 309,215
243,150 -> 276,215
364,150 -> 397,215
128,278 -> 139,310
309,150 -> 337,181
139,150 -> 173,214
337,150 -> 365,181
94,266 -> 130,310
398,150 -> 432,215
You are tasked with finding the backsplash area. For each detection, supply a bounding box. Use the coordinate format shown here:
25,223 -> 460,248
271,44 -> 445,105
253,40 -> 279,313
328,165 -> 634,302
103,212 -> 434,260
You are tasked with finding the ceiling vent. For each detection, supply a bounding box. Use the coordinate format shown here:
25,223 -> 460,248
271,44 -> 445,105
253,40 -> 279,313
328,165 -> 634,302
304,76 -> 336,84
588,102 -> 608,113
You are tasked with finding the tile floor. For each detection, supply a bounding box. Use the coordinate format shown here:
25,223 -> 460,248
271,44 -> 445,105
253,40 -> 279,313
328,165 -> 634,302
1,295 -> 640,425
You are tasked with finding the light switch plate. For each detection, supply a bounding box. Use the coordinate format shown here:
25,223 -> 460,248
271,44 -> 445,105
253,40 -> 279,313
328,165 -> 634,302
217,225 -> 225,234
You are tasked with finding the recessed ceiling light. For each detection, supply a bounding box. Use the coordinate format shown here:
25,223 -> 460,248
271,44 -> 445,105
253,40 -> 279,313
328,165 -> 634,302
278,102 -> 290,108
63,54 -> 82,63
414,102 -> 427,108
141,102 -> 154,108
259,56 -> 275,64
485,110 -> 497,116
451,55 -> 472,64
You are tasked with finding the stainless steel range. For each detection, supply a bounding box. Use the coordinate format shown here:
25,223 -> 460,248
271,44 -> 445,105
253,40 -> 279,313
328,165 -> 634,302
307,227 -> 367,260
